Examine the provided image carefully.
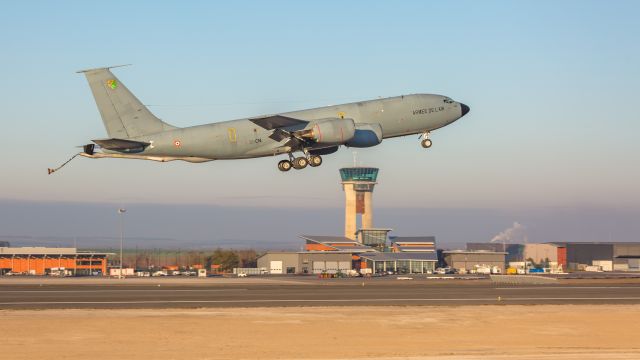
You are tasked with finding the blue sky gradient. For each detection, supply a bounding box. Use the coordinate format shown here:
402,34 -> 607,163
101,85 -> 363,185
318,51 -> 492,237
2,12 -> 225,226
0,1 -> 639,246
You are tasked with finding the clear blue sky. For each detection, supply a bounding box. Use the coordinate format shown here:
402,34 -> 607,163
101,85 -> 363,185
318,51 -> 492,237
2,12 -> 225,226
0,1 -> 639,246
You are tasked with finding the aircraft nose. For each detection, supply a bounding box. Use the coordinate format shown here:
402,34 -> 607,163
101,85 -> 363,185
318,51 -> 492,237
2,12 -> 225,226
460,103 -> 470,117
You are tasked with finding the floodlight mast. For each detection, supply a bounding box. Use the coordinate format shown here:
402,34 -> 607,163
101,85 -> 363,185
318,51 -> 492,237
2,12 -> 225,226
118,208 -> 126,279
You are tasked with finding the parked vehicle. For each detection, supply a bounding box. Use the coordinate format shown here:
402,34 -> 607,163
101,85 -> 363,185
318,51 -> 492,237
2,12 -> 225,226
435,267 -> 455,275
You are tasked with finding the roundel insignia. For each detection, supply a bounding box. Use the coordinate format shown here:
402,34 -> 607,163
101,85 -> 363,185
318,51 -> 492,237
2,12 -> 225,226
337,111 -> 345,119
173,140 -> 182,147
106,79 -> 118,90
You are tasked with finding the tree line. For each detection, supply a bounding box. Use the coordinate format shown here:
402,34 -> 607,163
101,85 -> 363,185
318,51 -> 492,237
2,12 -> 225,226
110,248 -> 260,272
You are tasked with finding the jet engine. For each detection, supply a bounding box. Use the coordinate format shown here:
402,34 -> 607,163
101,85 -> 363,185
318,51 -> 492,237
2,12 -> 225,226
298,118 -> 356,144
345,123 -> 383,148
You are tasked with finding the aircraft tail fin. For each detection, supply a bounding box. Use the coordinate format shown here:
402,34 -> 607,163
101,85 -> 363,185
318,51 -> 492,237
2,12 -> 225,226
77,65 -> 176,138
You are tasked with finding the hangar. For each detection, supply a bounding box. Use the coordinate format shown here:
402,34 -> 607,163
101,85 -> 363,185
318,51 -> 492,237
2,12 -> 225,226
443,250 -> 507,274
561,242 -> 640,271
0,247 -> 113,276
257,251 -> 354,274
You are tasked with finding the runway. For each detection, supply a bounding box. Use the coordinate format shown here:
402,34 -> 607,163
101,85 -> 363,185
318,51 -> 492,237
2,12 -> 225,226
2,277 -> 640,309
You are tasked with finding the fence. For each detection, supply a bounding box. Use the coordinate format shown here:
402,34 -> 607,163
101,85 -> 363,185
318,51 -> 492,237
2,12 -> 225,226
233,267 -> 267,275
490,274 -> 558,285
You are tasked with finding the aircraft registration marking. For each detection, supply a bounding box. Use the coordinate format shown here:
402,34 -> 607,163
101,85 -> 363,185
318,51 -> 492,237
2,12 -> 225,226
413,106 -> 444,115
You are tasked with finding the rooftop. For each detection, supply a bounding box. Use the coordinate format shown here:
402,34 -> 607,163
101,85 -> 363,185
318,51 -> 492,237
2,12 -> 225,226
299,235 -> 377,253
0,247 -> 114,256
443,250 -> 508,255
339,167 -> 379,182
359,252 -> 438,261
390,236 -> 436,244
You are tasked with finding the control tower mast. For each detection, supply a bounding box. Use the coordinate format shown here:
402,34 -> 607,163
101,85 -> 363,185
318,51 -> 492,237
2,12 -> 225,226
339,167 -> 379,240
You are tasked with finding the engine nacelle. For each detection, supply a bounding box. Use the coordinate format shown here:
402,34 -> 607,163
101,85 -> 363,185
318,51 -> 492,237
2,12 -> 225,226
299,118 -> 356,144
345,123 -> 383,148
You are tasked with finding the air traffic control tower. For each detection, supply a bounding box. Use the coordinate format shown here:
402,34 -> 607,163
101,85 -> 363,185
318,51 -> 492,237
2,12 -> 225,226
340,167 -> 379,240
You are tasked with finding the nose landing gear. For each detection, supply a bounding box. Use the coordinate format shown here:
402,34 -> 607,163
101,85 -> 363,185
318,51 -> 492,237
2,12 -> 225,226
420,131 -> 432,149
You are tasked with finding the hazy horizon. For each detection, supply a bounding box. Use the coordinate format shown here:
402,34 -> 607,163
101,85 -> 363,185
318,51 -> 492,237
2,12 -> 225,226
1,199 -> 638,251
1,1 -> 638,249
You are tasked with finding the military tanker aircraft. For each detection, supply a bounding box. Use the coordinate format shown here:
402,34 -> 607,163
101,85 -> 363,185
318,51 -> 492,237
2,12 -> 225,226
49,65 -> 469,174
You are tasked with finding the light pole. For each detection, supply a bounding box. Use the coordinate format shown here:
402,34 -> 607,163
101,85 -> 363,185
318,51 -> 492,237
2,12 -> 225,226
118,208 -> 126,279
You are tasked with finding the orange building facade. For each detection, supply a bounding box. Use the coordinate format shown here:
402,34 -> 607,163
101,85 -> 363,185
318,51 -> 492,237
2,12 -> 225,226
0,247 -> 113,276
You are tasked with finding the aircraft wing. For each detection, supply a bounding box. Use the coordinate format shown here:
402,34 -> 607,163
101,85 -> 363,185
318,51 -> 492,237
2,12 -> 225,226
250,115 -> 310,143
249,115 -> 308,131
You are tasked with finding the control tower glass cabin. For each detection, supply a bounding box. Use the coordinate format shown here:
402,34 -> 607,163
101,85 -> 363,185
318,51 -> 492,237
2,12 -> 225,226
339,167 -> 379,240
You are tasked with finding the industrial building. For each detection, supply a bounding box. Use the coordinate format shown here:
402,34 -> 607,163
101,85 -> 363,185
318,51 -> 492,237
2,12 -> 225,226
522,243 -> 563,265
466,243 -> 524,262
0,247 -> 113,275
442,250 -> 507,274
559,242 -> 640,271
467,242 -> 640,271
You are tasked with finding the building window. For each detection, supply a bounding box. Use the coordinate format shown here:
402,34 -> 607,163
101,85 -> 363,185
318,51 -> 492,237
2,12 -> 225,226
396,260 -> 410,274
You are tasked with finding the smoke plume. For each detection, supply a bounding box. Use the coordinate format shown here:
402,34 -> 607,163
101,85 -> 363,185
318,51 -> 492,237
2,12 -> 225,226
490,222 -> 528,244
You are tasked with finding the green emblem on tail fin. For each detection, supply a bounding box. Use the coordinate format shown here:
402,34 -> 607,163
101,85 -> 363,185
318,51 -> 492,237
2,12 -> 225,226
106,79 -> 118,89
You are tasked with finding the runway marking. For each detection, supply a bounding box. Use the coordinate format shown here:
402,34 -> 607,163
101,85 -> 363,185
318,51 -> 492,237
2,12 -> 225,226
0,289 -> 248,293
2,297 -> 640,306
495,286 -> 640,290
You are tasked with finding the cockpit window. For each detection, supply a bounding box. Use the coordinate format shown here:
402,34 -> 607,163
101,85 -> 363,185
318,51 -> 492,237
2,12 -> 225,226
443,98 -> 454,104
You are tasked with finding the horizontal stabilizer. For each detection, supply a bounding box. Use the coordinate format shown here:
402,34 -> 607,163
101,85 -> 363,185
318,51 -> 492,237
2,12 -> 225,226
76,64 -> 132,73
250,115 -> 308,130
92,138 -> 150,153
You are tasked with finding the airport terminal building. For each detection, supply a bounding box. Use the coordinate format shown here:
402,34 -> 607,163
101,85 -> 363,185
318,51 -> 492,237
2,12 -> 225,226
258,233 -> 438,275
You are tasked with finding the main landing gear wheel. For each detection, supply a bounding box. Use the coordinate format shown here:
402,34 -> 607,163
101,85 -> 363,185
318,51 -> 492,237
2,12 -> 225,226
309,155 -> 323,167
277,160 -> 292,172
421,139 -> 433,148
292,156 -> 309,170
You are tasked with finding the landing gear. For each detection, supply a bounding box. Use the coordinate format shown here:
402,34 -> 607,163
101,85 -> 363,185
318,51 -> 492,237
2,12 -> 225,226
292,156 -> 309,169
277,160 -> 292,172
420,131 -> 432,148
309,155 -> 323,167
277,154 -> 323,171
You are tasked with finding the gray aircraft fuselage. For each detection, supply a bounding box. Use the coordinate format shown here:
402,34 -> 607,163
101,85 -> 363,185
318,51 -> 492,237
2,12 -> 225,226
65,67 -> 469,173
122,94 -> 466,160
